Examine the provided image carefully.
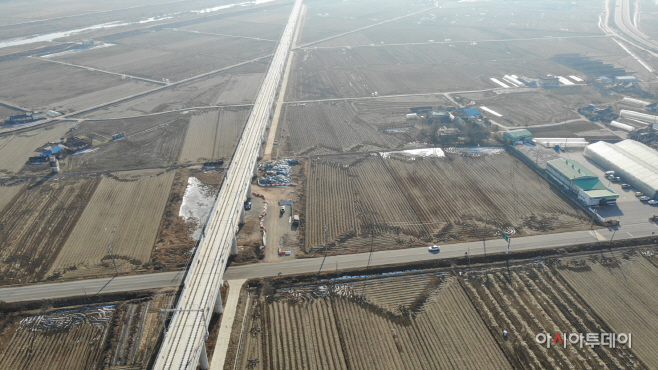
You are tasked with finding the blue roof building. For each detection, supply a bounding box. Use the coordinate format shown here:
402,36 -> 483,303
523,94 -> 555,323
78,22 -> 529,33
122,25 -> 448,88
40,145 -> 63,157
463,108 -> 481,117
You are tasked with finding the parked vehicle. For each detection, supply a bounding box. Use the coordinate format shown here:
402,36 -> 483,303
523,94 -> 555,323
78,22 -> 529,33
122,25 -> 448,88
635,192 -> 645,198
640,196 -> 651,201
648,200 -> 658,205
292,214 -> 300,226
279,205 -> 286,215
244,201 -> 252,211
621,184 -> 631,189
605,171 -> 615,176
428,245 -> 441,252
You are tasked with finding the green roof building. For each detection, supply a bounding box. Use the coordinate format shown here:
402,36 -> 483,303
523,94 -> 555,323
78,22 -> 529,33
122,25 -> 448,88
503,129 -> 532,143
546,158 -> 618,206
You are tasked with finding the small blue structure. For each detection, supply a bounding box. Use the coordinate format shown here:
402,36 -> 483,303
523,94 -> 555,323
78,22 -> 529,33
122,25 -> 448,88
40,145 -> 63,157
463,108 -> 481,117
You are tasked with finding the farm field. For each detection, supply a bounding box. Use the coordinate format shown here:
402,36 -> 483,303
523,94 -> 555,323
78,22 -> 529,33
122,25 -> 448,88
456,91 -> 582,127
527,120 -> 621,141
305,150 -> 589,253
179,108 -> 250,163
229,246 -> 658,370
233,274 -> 511,370
288,33 -> 642,101
0,123 -> 70,174
49,169 -> 175,279
79,63 -> 267,120
52,29 -> 276,82
0,291 -> 176,370
0,58 -> 154,112
558,253 -> 658,369
283,101 -> 403,155
305,0 -> 602,49
462,257 -> 646,369
0,182 -> 24,212
0,176 -> 100,285
64,113 -> 189,172
0,305 -> 115,370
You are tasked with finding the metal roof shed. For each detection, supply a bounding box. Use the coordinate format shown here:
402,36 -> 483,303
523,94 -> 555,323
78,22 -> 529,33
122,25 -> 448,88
584,140 -> 658,199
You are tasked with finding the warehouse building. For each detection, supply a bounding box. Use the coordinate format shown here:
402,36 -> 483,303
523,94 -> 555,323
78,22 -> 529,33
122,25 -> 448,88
503,129 -> 532,144
546,158 -> 619,206
584,139 -> 658,200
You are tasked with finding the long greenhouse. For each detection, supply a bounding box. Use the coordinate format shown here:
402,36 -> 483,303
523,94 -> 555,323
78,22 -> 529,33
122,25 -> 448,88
584,139 -> 658,200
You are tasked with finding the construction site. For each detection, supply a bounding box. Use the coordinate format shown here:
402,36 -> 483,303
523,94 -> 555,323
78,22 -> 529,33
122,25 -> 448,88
1,0 -> 658,369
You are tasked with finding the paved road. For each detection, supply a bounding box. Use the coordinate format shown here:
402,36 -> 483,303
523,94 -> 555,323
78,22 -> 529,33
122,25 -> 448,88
2,220 -> 655,303
0,271 -> 184,303
224,221 -> 658,280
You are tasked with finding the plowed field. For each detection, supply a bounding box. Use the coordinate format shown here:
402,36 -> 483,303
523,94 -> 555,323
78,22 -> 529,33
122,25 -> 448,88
179,108 -> 250,163
0,176 -> 100,285
305,151 -> 589,253
0,306 -> 115,370
49,170 -> 175,279
558,253 -> 658,369
233,274 -> 511,370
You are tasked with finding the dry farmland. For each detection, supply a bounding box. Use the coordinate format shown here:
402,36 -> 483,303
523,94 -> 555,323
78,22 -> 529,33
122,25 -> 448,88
52,30 -> 277,82
80,64 -> 267,120
0,291 -> 175,370
233,274 -> 511,370
0,306 -> 115,370
0,58 -> 154,112
557,253 -> 658,369
0,176 -> 100,285
462,263 -> 644,369
64,113 -> 189,172
306,0 -> 601,48
179,108 -> 250,163
229,246 -> 658,370
49,170 -> 175,279
283,101 -> 405,156
0,123 -> 70,174
305,150 -> 589,253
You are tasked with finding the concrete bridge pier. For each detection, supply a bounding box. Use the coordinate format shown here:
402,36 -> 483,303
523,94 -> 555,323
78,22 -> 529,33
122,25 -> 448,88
247,182 -> 252,197
200,345 -> 210,370
231,235 -> 238,256
239,207 -> 246,224
214,288 -> 223,314
253,162 -> 259,178
258,145 -> 263,159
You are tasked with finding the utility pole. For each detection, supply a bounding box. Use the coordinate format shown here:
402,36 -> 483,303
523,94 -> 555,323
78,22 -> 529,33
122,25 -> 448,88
108,244 -> 119,276
316,225 -> 329,280
482,211 -> 488,259
362,219 -> 375,298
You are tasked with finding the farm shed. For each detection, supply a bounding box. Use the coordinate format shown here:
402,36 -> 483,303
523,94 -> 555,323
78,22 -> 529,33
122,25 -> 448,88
546,158 -> 618,206
584,140 -> 658,200
463,108 -> 481,117
503,129 -> 532,143
615,76 -> 637,83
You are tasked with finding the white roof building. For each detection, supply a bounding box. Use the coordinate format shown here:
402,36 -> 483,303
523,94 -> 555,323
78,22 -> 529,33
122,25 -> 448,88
584,139 -> 658,199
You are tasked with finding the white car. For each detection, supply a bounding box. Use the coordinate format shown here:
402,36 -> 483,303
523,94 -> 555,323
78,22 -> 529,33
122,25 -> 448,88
428,245 -> 441,252
648,200 -> 658,205
640,196 -> 651,201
